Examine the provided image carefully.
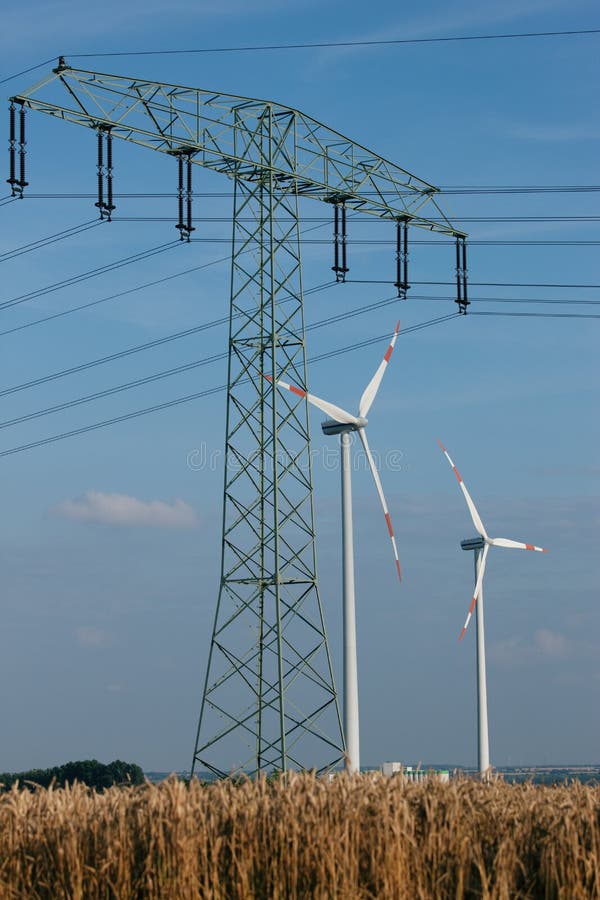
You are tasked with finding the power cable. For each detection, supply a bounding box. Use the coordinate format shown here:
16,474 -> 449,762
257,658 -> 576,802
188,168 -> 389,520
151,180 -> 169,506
0,207 -> 342,314
0,219 -> 104,263
470,310 -> 600,319
2,294 -> 597,450
4,280 -> 600,403
347,279 -> 600,289
438,186 -> 600,195
0,240 -> 181,312
64,28 -> 600,57
0,213 -> 340,331
0,253 -> 233,338
0,58 -> 57,86
0,314 -> 458,459
18,185 -> 600,197
0,281 -> 339,399
192,235 -> 600,248
118,215 -> 600,224
2,29 -> 598,85
0,282 -> 366,428
426,294 -> 600,306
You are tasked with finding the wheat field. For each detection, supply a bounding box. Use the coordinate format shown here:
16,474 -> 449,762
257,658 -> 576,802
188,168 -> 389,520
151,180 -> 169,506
0,773 -> 598,898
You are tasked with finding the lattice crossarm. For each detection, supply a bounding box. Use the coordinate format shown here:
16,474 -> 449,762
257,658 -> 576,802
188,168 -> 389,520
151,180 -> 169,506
11,64 -> 465,236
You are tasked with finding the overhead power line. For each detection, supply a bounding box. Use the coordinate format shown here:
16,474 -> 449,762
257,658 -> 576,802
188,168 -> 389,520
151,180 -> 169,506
2,29 -> 598,85
2,302 -> 597,462
14,185 -> 600,197
126,215 -> 600,224
0,215 -> 338,331
0,252 -> 597,343
0,297 -> 597,457
438,185 -> 600,195
348,279 -> 600,289
187,235 -> 600,248
61,28 -> 600,57
0,241 -> 181,312
2,285 -> 598,401
0,284 -> 383,427
0,254 -> 233,338
0,58 -> 57,86
0,220 -> 103,263
0,314 -> 459,460
0,281 -> 342,399
3,221 -> 599,260
471,310 -> 600,319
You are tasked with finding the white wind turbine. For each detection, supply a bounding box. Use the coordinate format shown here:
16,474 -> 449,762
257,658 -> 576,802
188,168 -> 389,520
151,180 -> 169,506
437,438 -> 548,777
266,321 -> 402,774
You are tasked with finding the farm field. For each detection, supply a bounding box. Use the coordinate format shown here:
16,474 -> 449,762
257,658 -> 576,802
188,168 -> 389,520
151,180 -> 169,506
0,773 -> 598,898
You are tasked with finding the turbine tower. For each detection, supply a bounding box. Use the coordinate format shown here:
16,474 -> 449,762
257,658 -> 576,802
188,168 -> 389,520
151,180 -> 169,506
11,60 -> 465,777
269,321 -> 402,773
437,440 -> 548,777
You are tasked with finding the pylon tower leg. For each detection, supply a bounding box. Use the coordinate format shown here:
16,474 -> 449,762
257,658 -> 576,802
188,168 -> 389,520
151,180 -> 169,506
191,111 -> 345,778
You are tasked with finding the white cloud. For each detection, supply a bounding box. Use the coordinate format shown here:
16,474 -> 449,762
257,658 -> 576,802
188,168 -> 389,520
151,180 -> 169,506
489,628 -> 571,666
533,628 -> 569,658
312,0 -> 584,68
51,490 -> 198,529
76,626 -> 109,647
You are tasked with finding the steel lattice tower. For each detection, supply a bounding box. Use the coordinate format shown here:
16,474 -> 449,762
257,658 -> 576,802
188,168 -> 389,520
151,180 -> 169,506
193,121 -> 345,775
12,62 -> 465,777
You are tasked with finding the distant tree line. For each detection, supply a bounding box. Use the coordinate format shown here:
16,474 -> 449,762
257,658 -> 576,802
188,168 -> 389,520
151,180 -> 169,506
0,759 -> 145,791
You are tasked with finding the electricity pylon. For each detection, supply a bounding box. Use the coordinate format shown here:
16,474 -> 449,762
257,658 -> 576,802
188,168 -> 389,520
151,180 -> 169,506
12,62 -> 466,777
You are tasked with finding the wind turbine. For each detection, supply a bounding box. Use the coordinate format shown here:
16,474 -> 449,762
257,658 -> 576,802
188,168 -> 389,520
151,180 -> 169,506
437,438 -> 548,777
266,321 -> 401,774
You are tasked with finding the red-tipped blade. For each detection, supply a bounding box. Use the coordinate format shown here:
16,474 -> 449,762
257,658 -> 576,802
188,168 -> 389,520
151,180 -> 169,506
358,321 -> 400,419
264,375 -> 357,425
358,429 -> 402,582
490,537 -> 548,552
459,543 -> 489,641
437,438 -> 488,540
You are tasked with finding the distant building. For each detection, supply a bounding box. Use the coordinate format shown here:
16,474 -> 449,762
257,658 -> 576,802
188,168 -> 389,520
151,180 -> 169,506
381,762 -> 450,783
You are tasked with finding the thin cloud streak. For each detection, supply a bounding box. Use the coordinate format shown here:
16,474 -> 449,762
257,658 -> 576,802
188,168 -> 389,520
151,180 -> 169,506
504,122 -> 600,143
51,490 -> 198,528
75,625 -> 110,647
311,0 -> 587,69
488,627 -> 581,666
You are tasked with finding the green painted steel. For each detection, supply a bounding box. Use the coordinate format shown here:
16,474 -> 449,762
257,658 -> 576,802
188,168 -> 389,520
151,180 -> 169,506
12,63 -> 464,236
191,114 -> 345,775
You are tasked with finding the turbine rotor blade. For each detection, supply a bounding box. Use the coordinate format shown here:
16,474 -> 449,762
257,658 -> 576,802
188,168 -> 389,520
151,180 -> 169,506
358,321 -> 401,419
459,543 -> 490,642
490,537 -> 548,552
437,438 -> 488,539
264,375 -> 357,425
358,429 -> 402,582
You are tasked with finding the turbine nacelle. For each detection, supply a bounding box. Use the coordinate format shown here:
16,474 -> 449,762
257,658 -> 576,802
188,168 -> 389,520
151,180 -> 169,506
460,537 -> 485,552
321,417 -> 368,436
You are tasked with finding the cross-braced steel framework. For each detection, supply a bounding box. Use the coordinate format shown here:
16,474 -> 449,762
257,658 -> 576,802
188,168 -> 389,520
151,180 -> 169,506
12,63 -> 465,776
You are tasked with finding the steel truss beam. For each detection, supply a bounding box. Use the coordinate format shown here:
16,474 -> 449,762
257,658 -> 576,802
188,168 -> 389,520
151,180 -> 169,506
12,63 -> 464,235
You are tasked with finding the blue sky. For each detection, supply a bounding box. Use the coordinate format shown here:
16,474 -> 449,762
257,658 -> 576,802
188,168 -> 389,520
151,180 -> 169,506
0,0 -> 598,773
